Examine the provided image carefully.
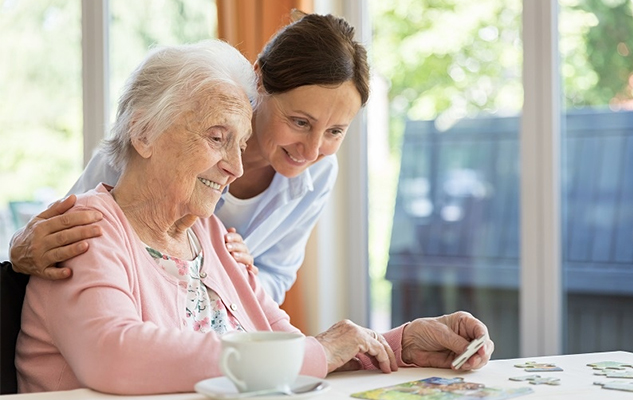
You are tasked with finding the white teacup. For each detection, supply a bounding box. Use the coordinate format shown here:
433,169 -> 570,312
220,331 -> 305,393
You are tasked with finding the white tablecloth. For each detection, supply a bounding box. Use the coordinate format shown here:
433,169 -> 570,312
4,351 -> 632,399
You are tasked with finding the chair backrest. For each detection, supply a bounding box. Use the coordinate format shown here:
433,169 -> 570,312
1,261 -> 29,394
8,201 -> 46,231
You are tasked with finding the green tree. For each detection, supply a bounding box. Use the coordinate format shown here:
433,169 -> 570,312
371,0 -> 633,149
370,0 -> 522,153
563,0 -> 633,108
0,1 -> 83,205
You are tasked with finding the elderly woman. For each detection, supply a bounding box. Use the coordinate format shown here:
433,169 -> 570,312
16,40 -> 493,395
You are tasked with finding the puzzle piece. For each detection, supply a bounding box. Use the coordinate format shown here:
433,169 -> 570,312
509,374 -> 559,385
594,370 -> 633,379
514,361 -> 563,372
529,377 -> 561,386
594,380 -> 633,392
587,361 -> 633,370
509,374 -> 541,382
351,377 -> 534,399
422,377 -> 466,385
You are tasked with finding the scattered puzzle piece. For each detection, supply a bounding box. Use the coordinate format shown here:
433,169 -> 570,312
509,374 -> 559,385
587,361 -> 633,370
514,361 -> 563,372
594,370 -> 633,379
509,374 -> 541,382
529,377 -> 561,386
594,380 -> 633,392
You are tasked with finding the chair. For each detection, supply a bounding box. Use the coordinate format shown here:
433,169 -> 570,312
1,261 -> 29,394
8,201 -> 45,231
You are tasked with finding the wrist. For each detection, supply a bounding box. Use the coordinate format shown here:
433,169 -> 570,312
400,322 -> 413,364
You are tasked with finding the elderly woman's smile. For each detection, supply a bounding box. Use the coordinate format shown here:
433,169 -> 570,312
198,177 -> 222,190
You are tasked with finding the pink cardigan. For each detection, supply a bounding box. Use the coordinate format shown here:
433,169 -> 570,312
16,184 -> 406,394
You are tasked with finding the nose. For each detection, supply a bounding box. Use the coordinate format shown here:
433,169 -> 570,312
298,133 -> 322,162
220,145 -> 244,179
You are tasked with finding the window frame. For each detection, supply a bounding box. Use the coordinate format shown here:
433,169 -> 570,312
81,0 -> 109,165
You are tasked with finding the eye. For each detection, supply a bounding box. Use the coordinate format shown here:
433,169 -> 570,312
293,118 -> 309,128
205,127 -> 224,144
329,128 -> 345,137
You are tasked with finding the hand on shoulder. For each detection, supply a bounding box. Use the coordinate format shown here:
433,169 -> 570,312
9,195 -> 103,280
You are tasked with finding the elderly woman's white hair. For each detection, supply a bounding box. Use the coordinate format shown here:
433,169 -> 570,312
103,39 -> 258,172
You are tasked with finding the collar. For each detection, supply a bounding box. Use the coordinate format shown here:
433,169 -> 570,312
215,166 -> 314,211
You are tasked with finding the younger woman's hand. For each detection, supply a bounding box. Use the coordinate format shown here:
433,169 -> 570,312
10,195 -> 103,279
224,227 -> 257,274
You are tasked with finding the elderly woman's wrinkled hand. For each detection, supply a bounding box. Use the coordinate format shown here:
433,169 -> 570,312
10,195 -> 103,280
401,311 -> 494,371
315,319 -> 398,374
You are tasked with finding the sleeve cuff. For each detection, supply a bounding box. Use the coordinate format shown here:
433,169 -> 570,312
300,336 -> 328,378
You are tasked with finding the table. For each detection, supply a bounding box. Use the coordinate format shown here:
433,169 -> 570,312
3,351 -> 632,399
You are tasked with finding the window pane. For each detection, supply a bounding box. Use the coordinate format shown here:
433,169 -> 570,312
369,0 -> 523,359
559,0 -> 633,353
0,0 -> 82,258
109,0 -> 217,127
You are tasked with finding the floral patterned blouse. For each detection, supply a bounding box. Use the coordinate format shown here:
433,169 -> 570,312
145,229 -> 244,335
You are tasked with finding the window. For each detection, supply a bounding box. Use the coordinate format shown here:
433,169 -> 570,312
0,1 -> 83,259
0,0 -> 216,259
369,0 -> 633,356
369,0 -> 523,358
560,0 -> 633,353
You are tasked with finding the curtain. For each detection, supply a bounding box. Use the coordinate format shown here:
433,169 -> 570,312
216,0 -> 315,333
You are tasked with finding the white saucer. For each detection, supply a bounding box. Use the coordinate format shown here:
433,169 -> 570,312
194,375 -> 330,400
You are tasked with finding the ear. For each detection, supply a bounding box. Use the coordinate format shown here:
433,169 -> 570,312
128,112 -> 153,159
130,132 -> 153,159
253,61 -> 265,92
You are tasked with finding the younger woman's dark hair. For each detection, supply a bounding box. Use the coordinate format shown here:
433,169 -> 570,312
257,11 -> 370,106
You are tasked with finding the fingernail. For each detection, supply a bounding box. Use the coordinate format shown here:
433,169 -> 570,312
226,243 -> 233,250
93,211 -> 103,220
